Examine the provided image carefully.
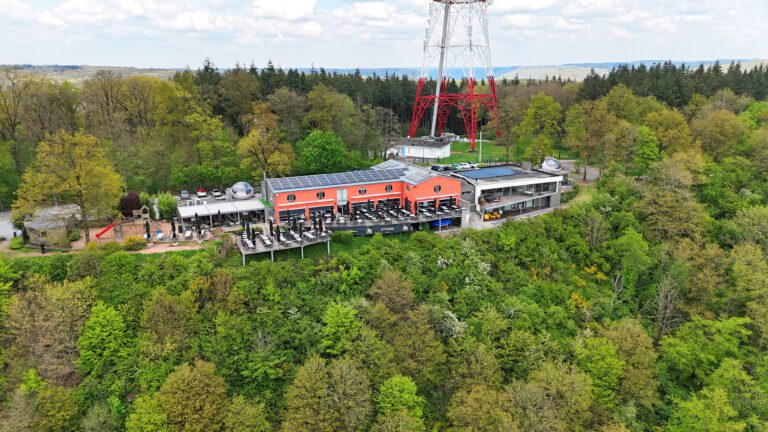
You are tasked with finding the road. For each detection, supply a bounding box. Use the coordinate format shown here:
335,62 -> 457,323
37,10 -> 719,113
560,160 -> 600,183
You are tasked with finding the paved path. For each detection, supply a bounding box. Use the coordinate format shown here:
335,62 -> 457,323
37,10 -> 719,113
560,160 -> 600,183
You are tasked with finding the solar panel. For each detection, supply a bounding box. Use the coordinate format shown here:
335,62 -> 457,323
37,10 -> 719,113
269,167 -> 412,192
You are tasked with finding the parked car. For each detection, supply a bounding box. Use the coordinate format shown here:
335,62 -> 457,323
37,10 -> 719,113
196,187 -> 207,198
180,189 -> 190,200
455,162 -> 471,170
211,189 -> 223,198
431,165 -> 451,172
467,162 -> 479,169
451,163 -> 464,170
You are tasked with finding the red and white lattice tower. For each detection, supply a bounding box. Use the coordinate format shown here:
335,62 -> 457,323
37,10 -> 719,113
408,0 -> 500,152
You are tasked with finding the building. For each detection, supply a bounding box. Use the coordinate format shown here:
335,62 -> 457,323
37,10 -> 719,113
176,183 -> 267,231
264,160 -> 462,222
23,204 -> 81,246
451,164 -> 563,221
387,137 -> 452,162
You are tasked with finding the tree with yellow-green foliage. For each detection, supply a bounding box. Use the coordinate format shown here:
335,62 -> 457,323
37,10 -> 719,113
237,102 -> 294,178
12,131 -> 123,243
281,356 -> 372,432
155,360 -> 229,432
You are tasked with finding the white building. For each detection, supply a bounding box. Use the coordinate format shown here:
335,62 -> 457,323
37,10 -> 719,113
451,164 -> 564,221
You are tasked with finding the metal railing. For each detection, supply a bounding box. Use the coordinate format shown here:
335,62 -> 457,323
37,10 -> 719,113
326,209 -> 462,228
236,232 -> 330,254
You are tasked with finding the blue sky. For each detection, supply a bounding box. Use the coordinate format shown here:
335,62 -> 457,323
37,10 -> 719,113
1,0 -> 767,69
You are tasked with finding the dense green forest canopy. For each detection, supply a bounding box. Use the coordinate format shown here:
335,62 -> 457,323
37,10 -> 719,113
1,57 -> 768,430
0,59 -> 764,210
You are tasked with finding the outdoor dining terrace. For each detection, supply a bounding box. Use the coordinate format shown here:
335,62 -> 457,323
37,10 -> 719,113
235,227 -> 331,264
325,205 -> 463,229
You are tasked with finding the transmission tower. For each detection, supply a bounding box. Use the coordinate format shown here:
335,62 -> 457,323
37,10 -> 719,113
408,0 -> 501,152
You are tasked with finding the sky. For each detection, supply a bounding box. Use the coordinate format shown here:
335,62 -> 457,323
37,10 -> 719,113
1,0 -> 767,69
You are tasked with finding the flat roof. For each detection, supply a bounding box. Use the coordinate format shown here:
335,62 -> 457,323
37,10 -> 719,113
452,165 -> 557,184
393,137 -> 452,149
177,198 -> 265,219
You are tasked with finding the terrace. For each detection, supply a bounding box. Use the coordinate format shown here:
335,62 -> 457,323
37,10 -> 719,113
235,228 -> 332,264
326,206 -> 462,229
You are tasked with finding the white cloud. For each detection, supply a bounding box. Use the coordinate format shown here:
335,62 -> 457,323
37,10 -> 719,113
251,0 -> 316,21
0,0 -> 30,21
2,0 -> 766,68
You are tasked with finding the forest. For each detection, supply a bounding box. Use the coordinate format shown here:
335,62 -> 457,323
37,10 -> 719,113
1,59 -> 768,431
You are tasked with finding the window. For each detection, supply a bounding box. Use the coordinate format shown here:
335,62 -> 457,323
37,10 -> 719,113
317,191 -> 325,199
385,184 -> 393,192
359,188 -> 367,195
287,194 -> 296,202
434,185 -> 442,193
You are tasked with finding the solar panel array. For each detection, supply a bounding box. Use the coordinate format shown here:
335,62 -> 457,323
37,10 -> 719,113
268,169 -> 404,192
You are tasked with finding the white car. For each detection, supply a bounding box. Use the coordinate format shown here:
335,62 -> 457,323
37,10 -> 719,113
211,189 -> 223,199
467,162 -> 479,169
457,162 -> 471,170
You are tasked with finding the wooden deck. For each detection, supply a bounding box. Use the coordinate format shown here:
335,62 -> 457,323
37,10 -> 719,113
235,232 -> 331,264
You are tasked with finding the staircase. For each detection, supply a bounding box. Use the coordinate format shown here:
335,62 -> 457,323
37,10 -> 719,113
114,224 -> 123,240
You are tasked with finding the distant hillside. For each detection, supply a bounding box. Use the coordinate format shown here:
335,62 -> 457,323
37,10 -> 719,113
501,59 -> 768,82
5,59 -> 768,84
11,65 -> 178,85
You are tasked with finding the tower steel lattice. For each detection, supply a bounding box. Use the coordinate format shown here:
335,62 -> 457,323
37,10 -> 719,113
408,0 -> 500,152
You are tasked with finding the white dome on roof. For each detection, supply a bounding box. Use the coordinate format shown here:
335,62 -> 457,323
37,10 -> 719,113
541,157 -> 562,173
231,182 -> 254,200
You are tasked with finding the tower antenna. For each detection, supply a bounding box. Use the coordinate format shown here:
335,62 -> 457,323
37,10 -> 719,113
408,0 -> 500,152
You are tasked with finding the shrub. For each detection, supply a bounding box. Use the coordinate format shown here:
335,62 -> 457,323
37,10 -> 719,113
67,230 -> 81,242
10,237 -> 24,250
156,192 -> 177,220
561,182 -> 580,204
122,236 -> 146,251
139,191 -> 152,209
332,230 -> 354,244
119,192 -> 142,217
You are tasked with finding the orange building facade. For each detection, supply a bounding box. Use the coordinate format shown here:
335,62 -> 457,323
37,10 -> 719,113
264,161 -> 461,222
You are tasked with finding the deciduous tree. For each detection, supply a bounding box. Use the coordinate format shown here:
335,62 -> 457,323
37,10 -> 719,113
12,131 -> 124,243
156,360 -> 229,432
237,102 -> 294,178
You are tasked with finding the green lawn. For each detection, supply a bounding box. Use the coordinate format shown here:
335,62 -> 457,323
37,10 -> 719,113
566,184 -> 596,207
434,140 -> 579,165
435,140 -> 510,164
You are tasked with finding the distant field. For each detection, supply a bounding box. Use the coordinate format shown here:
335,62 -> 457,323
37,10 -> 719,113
11,65 -> 178,85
